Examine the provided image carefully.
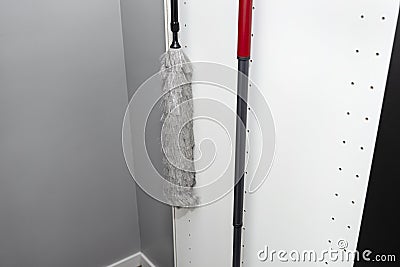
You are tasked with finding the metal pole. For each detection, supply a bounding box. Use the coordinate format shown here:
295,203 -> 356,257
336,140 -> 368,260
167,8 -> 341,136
233,59 -> 250,267
233,1 -> 253,266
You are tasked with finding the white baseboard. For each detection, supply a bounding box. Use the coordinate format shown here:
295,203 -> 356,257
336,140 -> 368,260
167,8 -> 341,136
108,252 -> 156,267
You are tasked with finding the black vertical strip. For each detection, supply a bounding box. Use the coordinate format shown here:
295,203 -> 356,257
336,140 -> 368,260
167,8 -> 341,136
354,13 -> 400,267
233,59 -> 250,267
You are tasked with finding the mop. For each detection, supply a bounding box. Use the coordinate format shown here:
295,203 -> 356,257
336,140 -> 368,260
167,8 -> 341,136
160,0 -> 198,207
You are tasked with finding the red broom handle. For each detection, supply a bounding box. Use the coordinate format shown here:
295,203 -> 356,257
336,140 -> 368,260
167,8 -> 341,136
237,0 -> 253,59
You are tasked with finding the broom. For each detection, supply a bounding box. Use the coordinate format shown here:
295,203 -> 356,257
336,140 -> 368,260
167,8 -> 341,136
160,0 -> 198,207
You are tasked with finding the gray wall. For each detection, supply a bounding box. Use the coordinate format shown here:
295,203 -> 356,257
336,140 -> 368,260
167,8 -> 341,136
0,0 -> 141,266
120,1 -> 174,266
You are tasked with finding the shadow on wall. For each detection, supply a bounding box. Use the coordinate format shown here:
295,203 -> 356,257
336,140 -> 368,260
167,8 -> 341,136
120,0 -> 174,266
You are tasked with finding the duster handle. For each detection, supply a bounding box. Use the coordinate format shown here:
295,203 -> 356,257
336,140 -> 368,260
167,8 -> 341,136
170,0 -> 181,49
237,0 -> 253,59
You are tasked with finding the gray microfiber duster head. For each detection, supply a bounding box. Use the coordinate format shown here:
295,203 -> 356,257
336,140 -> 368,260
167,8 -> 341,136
160,49 -> 199,207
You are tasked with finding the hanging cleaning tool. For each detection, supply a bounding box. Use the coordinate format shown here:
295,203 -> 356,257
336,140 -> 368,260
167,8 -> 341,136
160,0 -> 198,207
233,0 -> 253,266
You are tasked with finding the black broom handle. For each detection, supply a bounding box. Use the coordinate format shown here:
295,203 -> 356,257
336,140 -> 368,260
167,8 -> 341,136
170,0 -> 181,49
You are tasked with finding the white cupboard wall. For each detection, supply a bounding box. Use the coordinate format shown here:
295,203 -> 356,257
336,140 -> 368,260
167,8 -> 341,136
166,0 -> 400,266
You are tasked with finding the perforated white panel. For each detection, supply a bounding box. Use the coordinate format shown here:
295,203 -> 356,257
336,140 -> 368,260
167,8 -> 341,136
169,1 -> 400,266
170,0 -> 238,266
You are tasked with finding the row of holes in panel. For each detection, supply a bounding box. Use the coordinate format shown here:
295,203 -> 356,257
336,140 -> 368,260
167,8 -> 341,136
241,3 -> 257,267
325,12 -> 387,265
175,2 -> 258,266
180,1 -> 192,265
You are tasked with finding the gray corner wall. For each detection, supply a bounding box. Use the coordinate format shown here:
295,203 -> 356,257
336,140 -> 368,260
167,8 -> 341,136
0,0 -> 141,266
120,1 -> 174,267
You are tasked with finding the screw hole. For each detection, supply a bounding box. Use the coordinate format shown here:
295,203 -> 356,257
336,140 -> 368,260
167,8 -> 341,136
361,15 -> 364,19
351,201 -> 355,204
331,217 -> 335,221
382,16 -> 386,20
376,52 -> 380,56
356,49 -> 359,53
351,82 -> 355,85
335,193 -> 339,197
370,86 -> 374,90
339,167 -> 342,171
342,140 -> 346,144
347,112 -> 351,115
360,146 -> 364,150
347,225 -> 351,229
356,174 -> 360,178
365,117 -> 369,121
